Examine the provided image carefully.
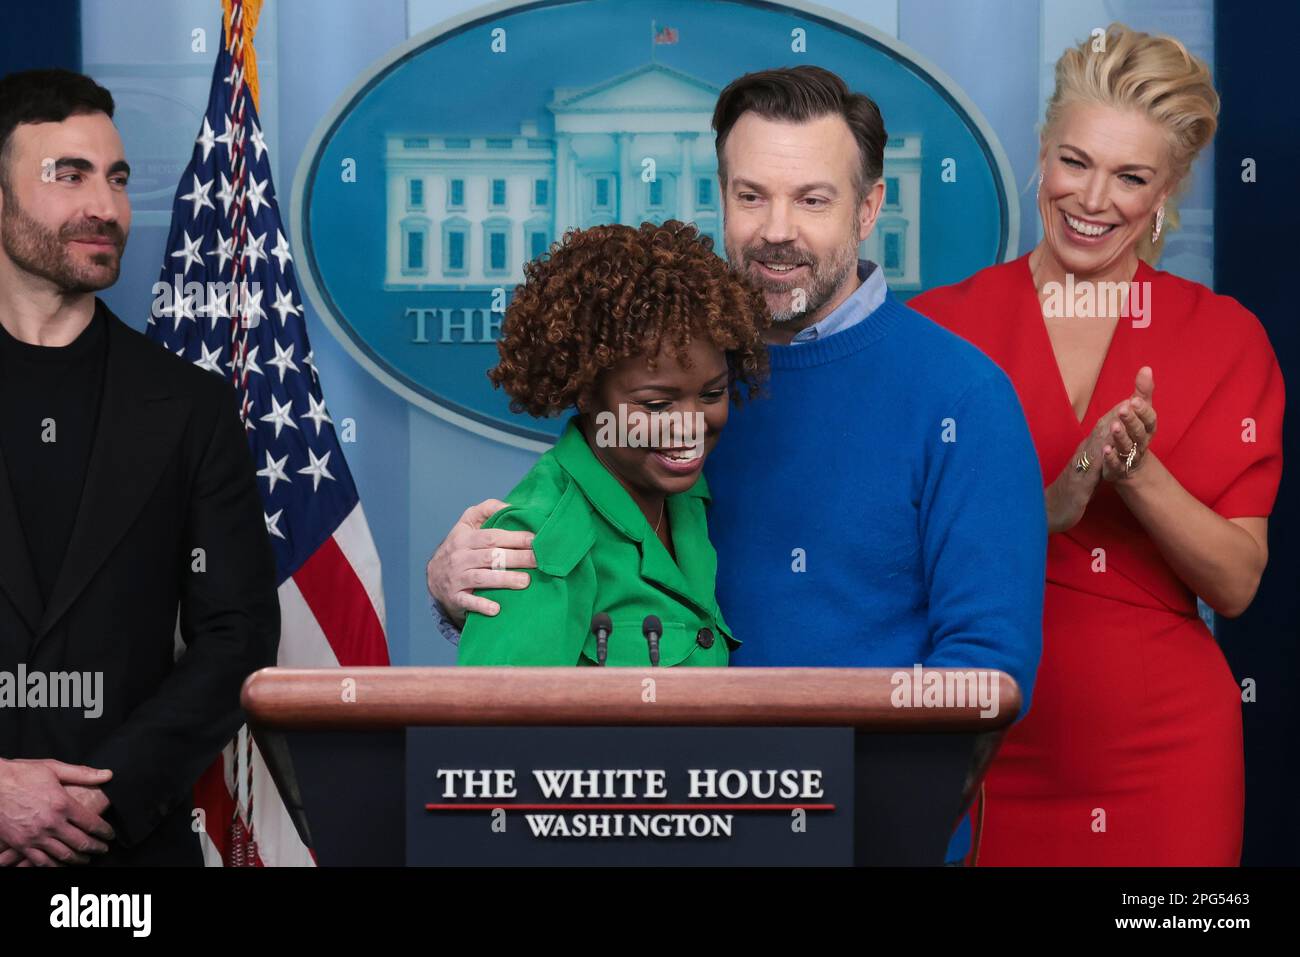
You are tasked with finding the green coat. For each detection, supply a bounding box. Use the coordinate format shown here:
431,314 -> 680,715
458,416 -> 738,666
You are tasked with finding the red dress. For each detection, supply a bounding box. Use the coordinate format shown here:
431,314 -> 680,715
912,254 -> 1285,865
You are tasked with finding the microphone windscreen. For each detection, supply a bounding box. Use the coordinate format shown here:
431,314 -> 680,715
592,612 -> 612,634
642,614 -> 662,636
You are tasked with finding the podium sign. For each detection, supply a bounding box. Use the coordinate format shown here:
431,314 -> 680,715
407,727 -> 854,866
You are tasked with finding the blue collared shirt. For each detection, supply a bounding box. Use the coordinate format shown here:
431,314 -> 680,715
788,259 -> 886,344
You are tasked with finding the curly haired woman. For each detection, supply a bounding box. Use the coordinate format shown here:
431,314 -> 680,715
456,220 -> 771,667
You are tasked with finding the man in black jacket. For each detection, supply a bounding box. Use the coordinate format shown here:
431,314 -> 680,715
0,70 -> 279,865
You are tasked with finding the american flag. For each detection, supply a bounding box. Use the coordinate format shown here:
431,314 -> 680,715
653,24 -> 680,44
146,0 -> 389,866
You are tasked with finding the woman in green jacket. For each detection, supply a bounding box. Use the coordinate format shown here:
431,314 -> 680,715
457,220 -> 770,666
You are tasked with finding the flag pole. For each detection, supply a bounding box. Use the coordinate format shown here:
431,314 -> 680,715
221,0 -> 261,867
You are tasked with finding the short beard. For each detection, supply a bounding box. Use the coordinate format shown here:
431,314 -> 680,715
729,221 -> 861,326
0,185 -> 123,293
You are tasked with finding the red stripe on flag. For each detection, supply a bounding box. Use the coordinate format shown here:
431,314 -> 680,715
194,755 -> 265,866
292,535 -> 390,666
193,758 -> 234,861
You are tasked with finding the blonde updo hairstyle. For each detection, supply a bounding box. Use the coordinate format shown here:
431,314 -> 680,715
1042,22 -> 1219,264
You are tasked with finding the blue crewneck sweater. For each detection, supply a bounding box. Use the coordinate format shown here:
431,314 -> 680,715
706,290 -> 1044,698
703,291 -> 1046,861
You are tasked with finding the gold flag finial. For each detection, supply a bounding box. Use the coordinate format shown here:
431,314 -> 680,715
221,0 -> 263,111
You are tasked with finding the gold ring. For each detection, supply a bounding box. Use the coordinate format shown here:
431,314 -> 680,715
1124,445 -> 1139,472
1075,450 -> 1092,473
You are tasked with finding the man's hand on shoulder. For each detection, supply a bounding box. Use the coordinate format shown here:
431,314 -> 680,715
426,499 -> 537,625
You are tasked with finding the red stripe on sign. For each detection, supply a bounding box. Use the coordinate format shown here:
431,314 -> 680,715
425,803 -> 837,812
292,534 -> 390,666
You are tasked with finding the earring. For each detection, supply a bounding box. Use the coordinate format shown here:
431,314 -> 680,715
1152,205 -> 1165,243
1036,169 -> 1043,197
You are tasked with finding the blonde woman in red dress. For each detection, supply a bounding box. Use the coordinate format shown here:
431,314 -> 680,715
912,23 -> 1284,865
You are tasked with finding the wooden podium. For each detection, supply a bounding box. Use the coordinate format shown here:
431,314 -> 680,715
242,667 -> 1018,866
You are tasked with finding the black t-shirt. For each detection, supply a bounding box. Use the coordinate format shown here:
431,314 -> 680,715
0,305 -> 108,608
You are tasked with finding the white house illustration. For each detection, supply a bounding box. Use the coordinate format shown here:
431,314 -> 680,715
384,63 -> 921,291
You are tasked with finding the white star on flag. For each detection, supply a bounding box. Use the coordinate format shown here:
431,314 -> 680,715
216,173 -> 237,215
270,230 -> 293,271
257,450 -> 290,493
201,284 -> 230,328
170,230 -> 206,275
245,174 -> 269,216
179,174 -> 215,218
195,116 -> 216,162
259,395 -> 299,438
266,339 -> 299,382
297,448 -> 335,492
226,343 -> 262,379
270,286 -> 300,325
209,232 -> 236,273
156,283 -> 198,331
193,341 -> 224,375
240,283 -> 267,330
249,120 -> 267,162
242,229 -> 268,270
301,394 -> 332,436
214,115 -> 238,154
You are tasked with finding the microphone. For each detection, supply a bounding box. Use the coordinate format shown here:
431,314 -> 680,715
591,613 -> 612,666
642,615 -> 661,666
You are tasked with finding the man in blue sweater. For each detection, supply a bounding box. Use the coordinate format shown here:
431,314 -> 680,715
425,66 -> 1046,863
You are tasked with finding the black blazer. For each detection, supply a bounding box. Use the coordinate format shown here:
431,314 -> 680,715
0,300 -> 280,865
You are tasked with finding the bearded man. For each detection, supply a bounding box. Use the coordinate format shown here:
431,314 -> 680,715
0,69 -> 278,866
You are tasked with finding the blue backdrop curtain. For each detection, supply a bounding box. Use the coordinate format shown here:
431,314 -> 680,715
1214,0 -> 1300,866
3,2 -> 80,73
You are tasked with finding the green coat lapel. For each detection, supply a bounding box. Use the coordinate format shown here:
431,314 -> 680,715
552,416 -> 718,617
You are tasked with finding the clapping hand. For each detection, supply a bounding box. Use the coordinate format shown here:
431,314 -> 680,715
1098,366 -> 1157,482
1048,366 -> 1158,533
